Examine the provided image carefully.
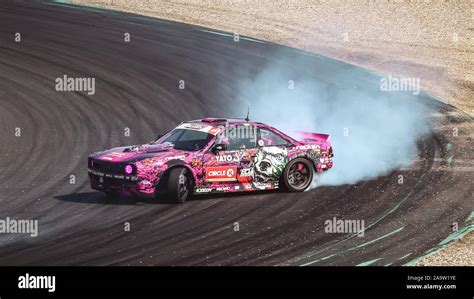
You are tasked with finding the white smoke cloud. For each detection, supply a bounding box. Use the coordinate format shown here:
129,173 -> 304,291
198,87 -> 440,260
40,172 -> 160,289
236,63 -> 431,187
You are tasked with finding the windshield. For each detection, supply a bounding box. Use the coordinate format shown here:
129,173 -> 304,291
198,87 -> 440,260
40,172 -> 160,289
156,129 -> 214,151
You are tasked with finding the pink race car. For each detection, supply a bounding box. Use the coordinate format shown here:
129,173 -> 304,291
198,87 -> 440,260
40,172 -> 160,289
88,118 -> 333,203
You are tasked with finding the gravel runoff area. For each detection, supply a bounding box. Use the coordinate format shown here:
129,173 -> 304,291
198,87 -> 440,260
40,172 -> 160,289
71,0 -> 473,266
413,232 -> 473,266
72,0 -> 473,115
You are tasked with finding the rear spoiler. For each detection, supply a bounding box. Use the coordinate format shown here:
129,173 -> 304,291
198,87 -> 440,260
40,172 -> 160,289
291,131 -> 331,143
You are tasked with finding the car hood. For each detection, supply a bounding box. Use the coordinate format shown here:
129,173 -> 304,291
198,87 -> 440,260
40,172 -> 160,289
90,143 -> 190,163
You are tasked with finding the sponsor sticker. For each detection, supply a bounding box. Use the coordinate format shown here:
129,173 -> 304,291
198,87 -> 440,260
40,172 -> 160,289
177,123 -> 218,134
166,155 -> 186,161
216,154 -> 240,163
239,168 -> 253,177
100,152 -> 129,160
88,169 -> 137,181
253,182 -> 273,189
206,166 -> 237,182
296,144 -> 321,151
208,126 -> 221,135
110,152 -> 128,157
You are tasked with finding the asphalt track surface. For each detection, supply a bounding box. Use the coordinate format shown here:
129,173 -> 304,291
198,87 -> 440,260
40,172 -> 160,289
0,0 -> 472,265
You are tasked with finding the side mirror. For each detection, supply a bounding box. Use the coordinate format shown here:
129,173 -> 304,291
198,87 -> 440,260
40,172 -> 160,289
213,143 -> 227,152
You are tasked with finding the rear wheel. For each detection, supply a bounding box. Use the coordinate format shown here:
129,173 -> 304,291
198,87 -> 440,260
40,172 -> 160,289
282,158 -> 313,192
166,167 -> 193,203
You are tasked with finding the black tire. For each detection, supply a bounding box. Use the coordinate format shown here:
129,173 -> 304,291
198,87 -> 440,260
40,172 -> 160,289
166,167 -> 193,203
281,158 -> 313,192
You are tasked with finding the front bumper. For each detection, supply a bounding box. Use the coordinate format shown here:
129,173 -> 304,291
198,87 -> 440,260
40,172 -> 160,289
88,169 -> 154,197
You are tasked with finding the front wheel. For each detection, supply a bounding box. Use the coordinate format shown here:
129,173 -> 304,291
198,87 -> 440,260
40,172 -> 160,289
282,158 -> 313,192
166,167 -> 193,203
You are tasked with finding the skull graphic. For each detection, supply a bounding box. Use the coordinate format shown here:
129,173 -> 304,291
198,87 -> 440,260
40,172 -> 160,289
253,147 -> 288,183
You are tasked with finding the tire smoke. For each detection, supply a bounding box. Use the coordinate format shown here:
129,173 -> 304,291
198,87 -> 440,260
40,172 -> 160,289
236,64 -> 432,187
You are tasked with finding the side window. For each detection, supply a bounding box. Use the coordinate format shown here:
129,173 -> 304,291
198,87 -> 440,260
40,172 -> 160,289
217,125 -> 257,150
259,129 -> 290,147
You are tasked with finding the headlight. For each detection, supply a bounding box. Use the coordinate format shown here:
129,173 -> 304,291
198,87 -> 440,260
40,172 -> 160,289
124,164 -> 134,174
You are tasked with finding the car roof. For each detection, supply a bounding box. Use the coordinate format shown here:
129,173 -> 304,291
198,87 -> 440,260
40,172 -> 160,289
188,117 -> 264,126
184,118 -> 299,145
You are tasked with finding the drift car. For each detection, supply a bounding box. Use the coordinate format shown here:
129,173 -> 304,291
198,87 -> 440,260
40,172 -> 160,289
88,118 -> 333,203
